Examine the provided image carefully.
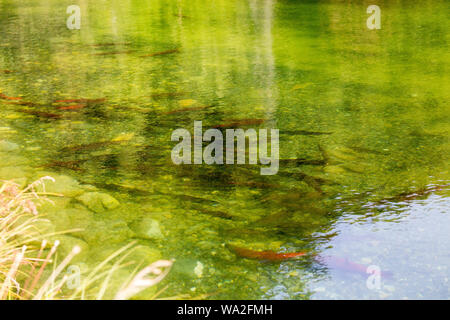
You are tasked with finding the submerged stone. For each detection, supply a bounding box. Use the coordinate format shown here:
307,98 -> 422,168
172,258 -> 203,279
0,166 -> 27,181
131,217 -> 164,240
0,140 -> 19,152
81,219 -> 134,244
64,207 -> 95,232
76,192 -> 120,213
37,196 -> 72,214
129,245 -> 162,265
0,154 -> 28,167
38,174 -> 85,198
30,218 -> 56,239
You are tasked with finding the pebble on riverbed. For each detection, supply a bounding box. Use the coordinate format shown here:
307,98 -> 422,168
76,192 -> 120,213
130,217 -> 164,240
0,140 -> 19,152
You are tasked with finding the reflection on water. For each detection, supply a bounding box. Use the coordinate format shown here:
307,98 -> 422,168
0,0 -> 448,299
310,194 -> 450,299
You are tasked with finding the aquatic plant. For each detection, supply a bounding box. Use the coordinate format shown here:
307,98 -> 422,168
0,178 -> 172,300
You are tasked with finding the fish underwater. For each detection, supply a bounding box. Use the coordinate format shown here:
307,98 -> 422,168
56,104 -> 87,111
140,48 -> 180,57
227,244 -> 307,261
92,50 -> 134,56
318,255 -> 393,279
17,109 -> 62,119
54,98 -> 106,104
212,119 -> 266,129
0,92 -> 22,100
89,42 -> 131,47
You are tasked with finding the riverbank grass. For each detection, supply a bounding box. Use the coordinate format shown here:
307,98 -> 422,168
0,177 -> 172,300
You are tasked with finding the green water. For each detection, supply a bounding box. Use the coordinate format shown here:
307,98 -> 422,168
0,0 -> 449,299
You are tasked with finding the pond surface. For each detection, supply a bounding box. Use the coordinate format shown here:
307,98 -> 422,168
0,0 -> 448,299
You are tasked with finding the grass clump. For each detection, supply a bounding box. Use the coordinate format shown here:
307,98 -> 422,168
0,177 -> 172,300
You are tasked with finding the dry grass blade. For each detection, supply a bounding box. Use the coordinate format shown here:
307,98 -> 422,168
114,260 -> 173,300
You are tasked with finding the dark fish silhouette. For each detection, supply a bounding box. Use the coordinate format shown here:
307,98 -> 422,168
87,182 -> 153,197
92,50 -> 134,56
174,14 -> 190,19
281,130 -> 333,136
89,42 -> 131,47
378,183 -> 449,204
279,158 -> 327,166
40,159 -> 87,171
61,140 -> 123,152
0,70 -> 14,74
140,48 -> 180,57
149,92 -> 188,99
18,109 -> 62,119
212,119 -> 266,129
348,146 -> 388,155
227,181 -> 278,189
197,209 -> 233,220
4,101 -> 42,107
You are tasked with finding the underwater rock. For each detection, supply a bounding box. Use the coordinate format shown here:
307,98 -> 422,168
37,196 -> 72,214
32,218 -> 56,238
128,245 -> 162,265
172,258 -> 204,279
63,207 -> 95,234
44,209 -> 72,231
0,166 -> 27,181
76,192 -> 120,213
131,217 -> 164,240
81,219 -> 134,244
38,174 -> 85,198
0,155 -> 28,167
0,167 -> 28,188
0,140 -> 19,152
194,261 -> 204,278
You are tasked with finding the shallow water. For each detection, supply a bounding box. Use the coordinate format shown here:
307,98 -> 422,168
0,0 -> 449,299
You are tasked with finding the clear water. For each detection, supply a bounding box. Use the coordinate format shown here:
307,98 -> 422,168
0,0 -> 448,299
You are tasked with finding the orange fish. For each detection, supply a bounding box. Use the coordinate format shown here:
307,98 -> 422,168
228,245 -> 306,261
0,92 -> 22,100
4,101 -> 41,106
54,98 -> 106,104
57,104 -> 87,110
